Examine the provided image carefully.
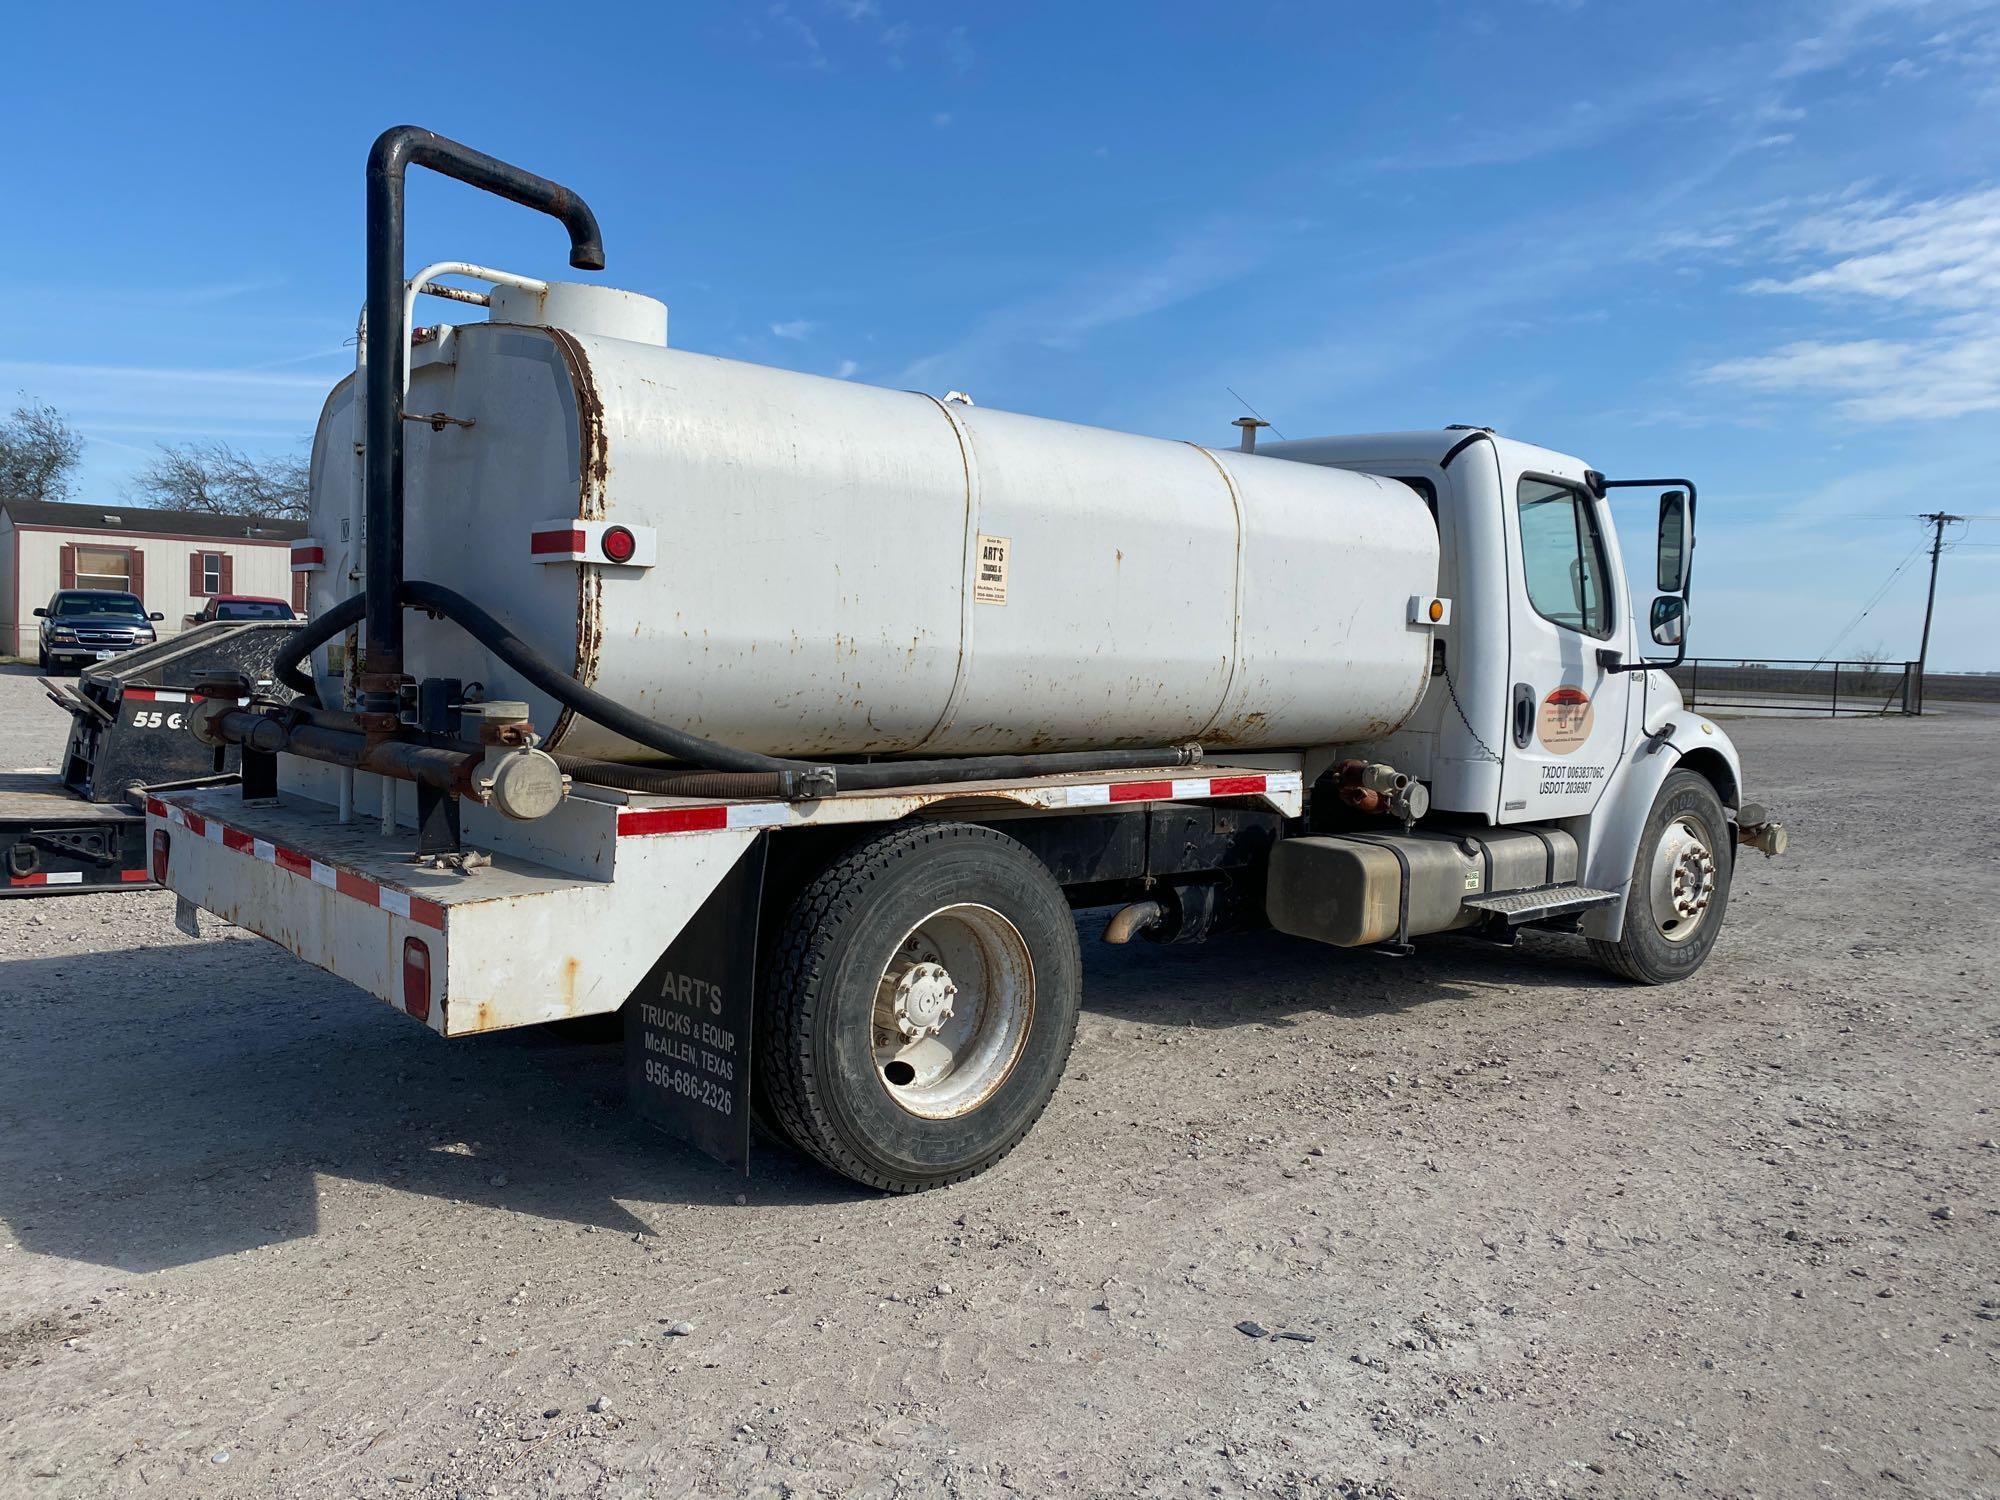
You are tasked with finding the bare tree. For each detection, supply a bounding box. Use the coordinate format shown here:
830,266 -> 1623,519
1852,645 -> 1887,679
0,396 -> 84,506
128,440 -> 310,522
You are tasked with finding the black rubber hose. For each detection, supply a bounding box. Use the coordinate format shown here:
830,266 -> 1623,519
400,581 -> 815,777
275,591 -> 366,702
547,756 -> 793,800
296,579 -> 1206,797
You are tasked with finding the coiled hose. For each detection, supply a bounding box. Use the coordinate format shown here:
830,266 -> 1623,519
275,582 -> 1202,798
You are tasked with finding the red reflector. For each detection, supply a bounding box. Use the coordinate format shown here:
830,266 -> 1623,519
402,937 -> 432,1024
531,528 -> 586,556
1207,774 -> 1268,796
601,524 -> 637,564
151,828 -> 170,884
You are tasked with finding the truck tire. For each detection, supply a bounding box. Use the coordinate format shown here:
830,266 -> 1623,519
1589,768 -> 1733,985
758,821 -> 1081,1192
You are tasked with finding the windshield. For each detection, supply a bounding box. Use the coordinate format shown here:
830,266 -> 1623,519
54,592 -> 145,618
215,600 -> 294,620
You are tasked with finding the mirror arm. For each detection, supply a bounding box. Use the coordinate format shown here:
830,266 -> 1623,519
1602,476 -> 1697,673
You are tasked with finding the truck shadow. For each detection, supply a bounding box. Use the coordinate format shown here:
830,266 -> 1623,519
0,919 -> 1622,1275
0,940 -> 850,1275
1075,908 -> 1624,1029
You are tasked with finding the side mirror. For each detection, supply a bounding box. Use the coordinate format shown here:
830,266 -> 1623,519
32,607 -> 47,618
1657,491 -> 1689,593
149,611 -> 165,621
1650,594 -> 1686,647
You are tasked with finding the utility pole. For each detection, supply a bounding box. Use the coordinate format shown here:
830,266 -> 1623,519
1915,511 -> 1964,707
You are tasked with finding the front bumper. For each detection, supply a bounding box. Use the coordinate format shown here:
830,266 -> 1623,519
45,641 -> 149,664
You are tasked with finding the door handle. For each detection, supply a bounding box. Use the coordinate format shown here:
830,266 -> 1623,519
1512,682 -> 1535,748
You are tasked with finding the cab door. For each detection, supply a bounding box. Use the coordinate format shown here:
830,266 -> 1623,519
1497,473 -> 1632,821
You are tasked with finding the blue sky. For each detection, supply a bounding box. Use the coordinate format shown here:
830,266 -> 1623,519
5,0 -> 1998,669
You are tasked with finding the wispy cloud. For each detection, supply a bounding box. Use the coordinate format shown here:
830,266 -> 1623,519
1702,184 -> 2000,419
770,319 -> 817,340
1746,185 -> 2000,308
1705,322 -> 2000,419
809,2 -> 968,73
834,358 -> 859,379
901,216 -> 1278,388
765,2 -> 829,70
0,360 -> 331,447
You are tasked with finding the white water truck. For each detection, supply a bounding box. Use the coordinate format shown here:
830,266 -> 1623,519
152,128 -> 1785,1190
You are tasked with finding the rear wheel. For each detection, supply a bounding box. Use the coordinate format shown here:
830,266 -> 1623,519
757,821 -> 1081,1191
1589,769 -> 1732,984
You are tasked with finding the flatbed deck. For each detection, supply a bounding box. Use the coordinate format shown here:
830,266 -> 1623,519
1,770 -> 152,892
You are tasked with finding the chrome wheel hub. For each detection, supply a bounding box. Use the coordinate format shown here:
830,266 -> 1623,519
1649,814 -> 1716,943
891,960 -> 957,1040
873,904 -> 1036,1120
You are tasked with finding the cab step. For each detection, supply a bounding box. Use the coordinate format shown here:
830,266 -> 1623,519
1462,884 -> 1618,925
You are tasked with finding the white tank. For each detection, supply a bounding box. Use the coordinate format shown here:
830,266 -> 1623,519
306,284 -> 1439,761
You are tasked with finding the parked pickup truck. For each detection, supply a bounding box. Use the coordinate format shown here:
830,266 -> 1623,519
36,589 -> 165,673
183,595 -> 299,630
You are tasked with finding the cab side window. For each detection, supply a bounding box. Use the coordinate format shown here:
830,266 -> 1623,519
1517,477 -> 1613,638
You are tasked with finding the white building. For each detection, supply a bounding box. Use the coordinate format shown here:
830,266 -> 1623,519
0,500 -> 306,656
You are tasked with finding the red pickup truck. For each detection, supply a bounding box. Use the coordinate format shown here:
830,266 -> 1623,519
182,595 -> 298,629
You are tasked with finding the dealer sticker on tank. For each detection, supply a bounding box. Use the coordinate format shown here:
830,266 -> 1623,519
974,534 -> 1011,605
1537,685 -> 1594,755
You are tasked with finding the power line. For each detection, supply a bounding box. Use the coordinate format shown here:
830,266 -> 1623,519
1815,542 -> 1926,665
1224,388 -> 1285,441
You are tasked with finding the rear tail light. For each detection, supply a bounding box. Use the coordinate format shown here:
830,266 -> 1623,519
402,937 -> 432,1023
151,828 -> 170,884
600,524 -> 637,564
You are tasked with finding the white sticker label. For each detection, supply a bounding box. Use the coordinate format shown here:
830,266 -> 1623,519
974,534 -> 1011,605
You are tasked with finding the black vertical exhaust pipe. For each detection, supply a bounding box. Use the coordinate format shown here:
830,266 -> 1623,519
359,126 -> 604,718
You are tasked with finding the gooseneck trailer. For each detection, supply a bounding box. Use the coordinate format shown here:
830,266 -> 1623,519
151,128 -> 1784,1190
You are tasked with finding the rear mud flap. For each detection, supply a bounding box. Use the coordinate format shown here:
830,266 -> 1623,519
623,837 -> 767,1175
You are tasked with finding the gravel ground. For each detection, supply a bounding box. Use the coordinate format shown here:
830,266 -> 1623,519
1,664 -> 1995,1500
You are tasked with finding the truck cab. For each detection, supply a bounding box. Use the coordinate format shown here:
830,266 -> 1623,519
1259,427 -> 1763,948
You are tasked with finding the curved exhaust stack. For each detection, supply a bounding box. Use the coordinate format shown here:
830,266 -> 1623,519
359,126 -> 606,718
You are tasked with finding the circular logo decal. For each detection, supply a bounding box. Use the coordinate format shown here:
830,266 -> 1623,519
1537,685 -> 1594,755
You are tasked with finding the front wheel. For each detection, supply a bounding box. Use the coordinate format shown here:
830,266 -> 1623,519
757,821 -> 1081,1191
1589,769 -> 1733,984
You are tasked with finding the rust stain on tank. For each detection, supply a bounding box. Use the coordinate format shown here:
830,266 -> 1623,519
1205,708 -> 1272,747
548,328 -> 611,510
545,329 -> 610,748
559,955 -> 583,1014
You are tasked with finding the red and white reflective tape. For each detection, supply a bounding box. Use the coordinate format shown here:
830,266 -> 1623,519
291,539 -> 325,572
614,770 -> 1299,839
147,798 -> 445,929
1059,773 -> 1280,806
530,519 -> 656,568
123,688 -> 200,704
7,869 -> 149,888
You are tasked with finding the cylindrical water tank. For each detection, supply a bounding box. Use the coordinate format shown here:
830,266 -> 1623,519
306,286 -> 1440,761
